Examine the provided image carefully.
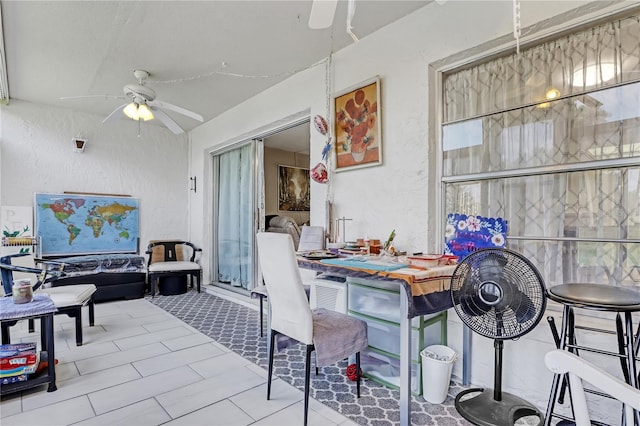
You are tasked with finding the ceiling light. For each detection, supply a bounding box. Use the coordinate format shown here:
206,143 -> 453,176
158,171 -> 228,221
572,63 -> 616,88
123,103 -> 138,119
123,102 -> 154,121
137,103 -> 154,121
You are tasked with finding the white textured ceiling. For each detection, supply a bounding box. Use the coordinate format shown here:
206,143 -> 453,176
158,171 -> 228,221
1,0 -> 429,134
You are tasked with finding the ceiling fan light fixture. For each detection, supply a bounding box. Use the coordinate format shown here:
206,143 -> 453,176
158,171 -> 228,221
123,102 -> 138,119
137,103 -> 154,121
100,69 -> 199,133
123,102 -> 154,121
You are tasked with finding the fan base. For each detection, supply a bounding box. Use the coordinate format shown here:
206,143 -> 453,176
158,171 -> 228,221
455,388 -> 544,426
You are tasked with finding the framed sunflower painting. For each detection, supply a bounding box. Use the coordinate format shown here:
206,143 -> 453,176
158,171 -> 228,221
333,77 -> 382,171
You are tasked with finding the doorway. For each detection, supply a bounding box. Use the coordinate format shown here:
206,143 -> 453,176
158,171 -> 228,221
211,119 -> 310,295
262,123 -> 311,229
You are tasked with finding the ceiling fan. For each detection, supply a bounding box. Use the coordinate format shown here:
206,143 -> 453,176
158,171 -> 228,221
63,69 -> 203,135
103,69 -> 204,134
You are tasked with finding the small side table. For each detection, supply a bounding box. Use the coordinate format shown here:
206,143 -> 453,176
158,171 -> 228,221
0,294 -> 57,394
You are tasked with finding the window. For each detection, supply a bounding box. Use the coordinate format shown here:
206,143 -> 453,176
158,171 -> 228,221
441,14 -> 640,287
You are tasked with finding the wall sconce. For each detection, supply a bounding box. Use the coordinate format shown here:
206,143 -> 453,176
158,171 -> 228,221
190,176 -> 197,193
72,138 -> 87,153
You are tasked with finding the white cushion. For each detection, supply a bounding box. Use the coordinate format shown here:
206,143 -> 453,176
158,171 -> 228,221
148,261 -> 201,272
38,284 -> 96,308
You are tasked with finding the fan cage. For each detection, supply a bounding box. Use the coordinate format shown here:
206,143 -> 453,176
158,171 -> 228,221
451,248 -> 547,340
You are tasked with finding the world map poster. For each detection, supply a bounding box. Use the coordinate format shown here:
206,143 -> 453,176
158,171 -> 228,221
35,193 -> 139,257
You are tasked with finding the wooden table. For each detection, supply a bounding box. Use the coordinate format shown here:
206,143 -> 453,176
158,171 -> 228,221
298,257 -> 455,426
1,294 -> 57,394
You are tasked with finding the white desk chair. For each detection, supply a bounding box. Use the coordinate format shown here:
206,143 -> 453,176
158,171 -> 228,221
256,232 -> 368,426
253,226 -> 325,337
545,349 -> 640,426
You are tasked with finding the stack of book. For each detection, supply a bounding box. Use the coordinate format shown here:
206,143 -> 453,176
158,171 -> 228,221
0,342 -> 40,385
338,248 -> 365,255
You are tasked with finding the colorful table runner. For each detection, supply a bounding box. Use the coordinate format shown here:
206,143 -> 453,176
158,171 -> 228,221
319,257 -> 406,271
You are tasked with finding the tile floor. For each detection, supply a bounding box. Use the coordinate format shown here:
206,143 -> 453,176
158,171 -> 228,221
0,297 -> 357,426
149,288 -> 471,426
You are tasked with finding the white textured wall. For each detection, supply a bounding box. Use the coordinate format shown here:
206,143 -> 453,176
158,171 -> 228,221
0,100 -> 190,250
190,0 -> 609,273
190,1 -> 613,257
189,0 -> 635,416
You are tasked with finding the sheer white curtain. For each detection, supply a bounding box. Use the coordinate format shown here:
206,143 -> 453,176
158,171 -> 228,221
217,144 -> 254,289
443,14 -> 640,123
442,13 -> 640,287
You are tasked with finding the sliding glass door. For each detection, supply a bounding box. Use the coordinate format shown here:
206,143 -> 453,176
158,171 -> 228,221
212,140 -> 264,292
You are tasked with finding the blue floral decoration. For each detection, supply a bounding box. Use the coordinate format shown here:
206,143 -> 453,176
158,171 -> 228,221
444,213 -> 508,258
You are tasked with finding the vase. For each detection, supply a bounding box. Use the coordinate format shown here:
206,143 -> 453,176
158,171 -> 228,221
351,145 -> 366,163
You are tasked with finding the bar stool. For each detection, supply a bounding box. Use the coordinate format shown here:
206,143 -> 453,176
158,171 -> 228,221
544,283 -> 640,426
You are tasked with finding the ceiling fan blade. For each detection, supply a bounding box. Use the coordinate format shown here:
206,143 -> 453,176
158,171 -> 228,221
151,108 -> 185,134
308,0 -> 338,29
103,103 -> 128,124
61,94 -> 125,101
147,100 -> 203,122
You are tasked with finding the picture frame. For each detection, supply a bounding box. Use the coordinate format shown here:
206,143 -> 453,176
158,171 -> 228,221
278,165 -> 310,212
35,192 -> 140,257
333,76 -> 382,171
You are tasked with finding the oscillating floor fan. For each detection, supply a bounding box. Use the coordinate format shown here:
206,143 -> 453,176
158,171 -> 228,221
450,248 -> 547,426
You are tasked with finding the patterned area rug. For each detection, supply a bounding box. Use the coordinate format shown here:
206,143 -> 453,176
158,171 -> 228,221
149,290 -> 471,425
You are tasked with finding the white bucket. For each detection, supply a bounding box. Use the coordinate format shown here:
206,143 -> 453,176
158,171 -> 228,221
421,344 -> 457,404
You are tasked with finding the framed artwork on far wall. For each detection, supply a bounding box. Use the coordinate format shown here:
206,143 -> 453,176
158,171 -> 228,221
278,165 -> 310,212
333,76 -> 382,171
